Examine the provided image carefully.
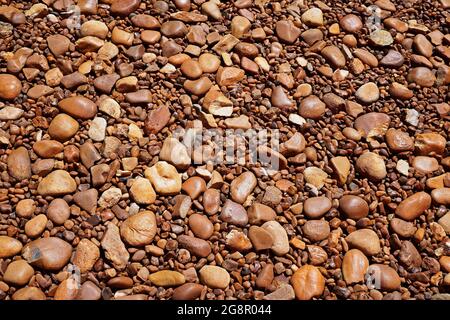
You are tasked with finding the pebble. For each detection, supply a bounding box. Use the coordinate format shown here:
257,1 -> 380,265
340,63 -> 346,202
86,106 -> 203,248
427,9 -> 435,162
261,221 -> 289,256
3,260 -> 34,286
302,220 -> 330,242
413,156 -> 439,174
291,265 -> 325,300
339,195 -> 369,220
145,161 -> 182,195
299,95 -> 326,119
22,237 -> 72,271
407,67 -> 436,87
321,46 -> 346,68
342,249 -> 369,285
303,197 -> 332,218
356,152 -> 387,181
415,132 -> 446,156
413,34 -> 433,57
199,53 -> 221,73
248,226 -> 273,251
130,177 -> 156,205
16,199 -> 35,218
0,74 -> 22,99
7,147 -> 31,180
73,238 -> 100,273
230,171 -> 257,204
120,210 -> 157,246
149,271 -> 185,287
220,200 -> 248,226
189,214 -> 214,239
395,192 -> 432,221
276,20 -> 301,44
172,283 -> 203,300
178,235 -> 211,257
58,96 -> 97,119
330,156 -> 351,185
111,0 -> 140,16
37,170 -> 76,196
48,114 -> 79,142
390,218 -> 417,238
47,199 -> 70,225
367,264 -> 401,291
180,59 -> 203,79
369,29 -> 394,46
184,77 -> 212,95
47,35 -> 70,57
216,67 -> 245,86
345,229 -> 381,256
301,8 -> 323,26
24,214 -> 47,238
161,21 -> 188,38
231,16 -> 251,38
199,266 -> 230,289
88,117 -> 107,142
101,223 -> 130,270
0,236 -> 23,258
33,140 -> 64,158
226,229 -> 252,251
340,14 -> 363,33
304,167 -> 328,189
399,241 -> 422,269
12,287 -> 46,300
203,188 -> 221,215
380,50 -> 405,67
271,86 -> 292,108
431,188 -> 450,205
159,137 -> 191,170
355,82 -> 380,103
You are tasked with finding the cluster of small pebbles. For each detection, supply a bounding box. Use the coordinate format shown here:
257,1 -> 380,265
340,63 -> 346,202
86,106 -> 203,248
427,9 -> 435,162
0,0 -> 449,301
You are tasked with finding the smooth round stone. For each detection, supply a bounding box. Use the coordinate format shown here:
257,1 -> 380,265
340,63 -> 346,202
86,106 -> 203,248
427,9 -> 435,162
24,214 -> 47,238
356,152 -> 386,181
395,192 -> 431,221
220,200 -> 248,226
0,236 -> 23,259
174,0 -> 191,11
248,226 -> 273,251
412,156 -> 439,174
161,21 -> 188,37
303,197 -> 332,218
7,147 -> 31,180
16,199 -> 35,218
107,276 -> 133,289
431,188 -> 450,205
178,235 -> 211,257
291,265 -> 325,300
149,270 -> 185,287
37,170 -> 77,196
354,112 -> 390,138
367,264 -> 401,291
234,43 -> 259,58
199,266 -> 230,289
340,14 -> 363,33
131,14 -> 160,29
342,249 -> 369,285
271,86 -> 292,108
275,20 -> 301,44
380,50 -> 405,67
230,171 -> 257,204
3,260 -> 34,286
47,35 -> 70,57
180,59 -> 203,79
246,203 -> 275,225
0,74 -> 22,100
301,29 -> 323,45
390,218 -> 417,238
48,114 -> 79,142
302,220 -> 330,242
299,95 -> 326,119
369,29 -> 393,46
413,34 -> 433,57
339,195 -> 369,220
120,211 -> 157,246
22,237 -> 72,271
345,229 -> 381,256
54,278 -> 79,300
356,82 -> 380,103
183,77 -> 212,96
172,283 -> 203,300
261,221 -> 289,256
203,188 -> 221,215
301,8 -> 323,27
12,287 -> 46,300
58,96 -> 97,119
77,281 -> 101,300
353,49 -> 378,67
159,137 -> 191,170
182,177 -> 206,200
189,214 -> 214,239
440,256 -> 450,273
80,20 -> 109,39
111,0 -> 140,16
321,45 -> 346,68
389,82 -> 413,100
415,132 -> 446,156
231,15 -> 251,38
145,161 -> 181,195
141,30 -> 161,44
47,198 -> 70,225
199,53 -> 220,73
33,140 -> 64,158
407,67 -> 436,87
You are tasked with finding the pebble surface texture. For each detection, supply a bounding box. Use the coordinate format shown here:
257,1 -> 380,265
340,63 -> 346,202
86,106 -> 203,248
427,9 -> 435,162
0,0 -> 449,301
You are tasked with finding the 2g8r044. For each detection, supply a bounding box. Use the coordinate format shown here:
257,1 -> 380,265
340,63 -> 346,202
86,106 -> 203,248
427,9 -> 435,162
221,304 -> 272,315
